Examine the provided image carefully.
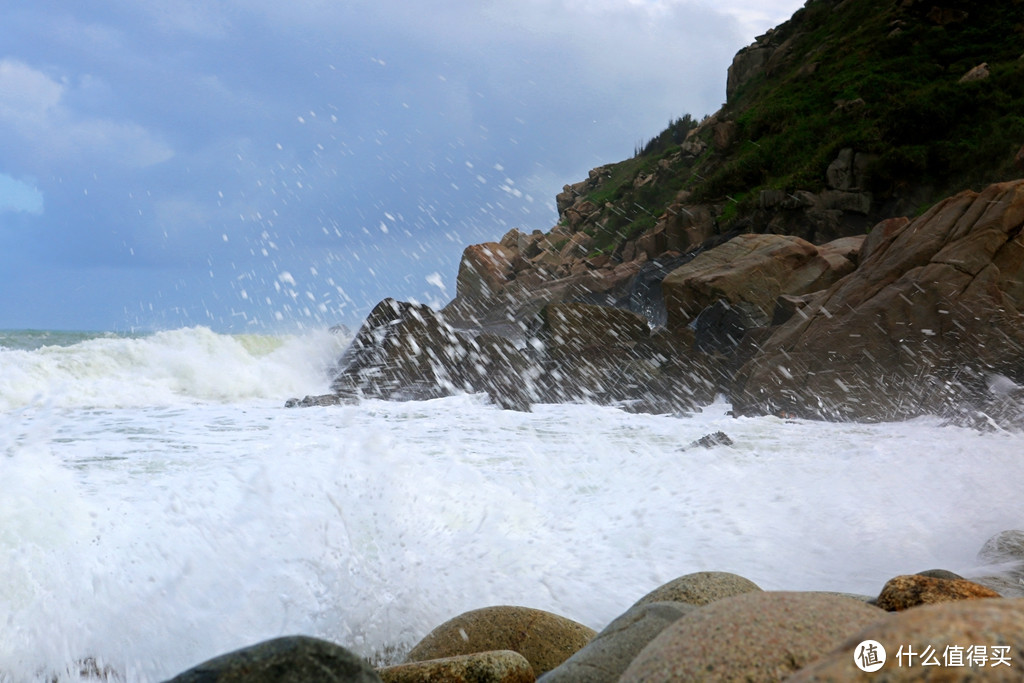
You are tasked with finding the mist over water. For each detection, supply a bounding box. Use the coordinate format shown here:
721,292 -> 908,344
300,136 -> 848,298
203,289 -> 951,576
1,328 -> 1022,682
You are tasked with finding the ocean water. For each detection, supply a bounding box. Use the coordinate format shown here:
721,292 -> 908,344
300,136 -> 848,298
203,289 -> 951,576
1,326 -> 1022,682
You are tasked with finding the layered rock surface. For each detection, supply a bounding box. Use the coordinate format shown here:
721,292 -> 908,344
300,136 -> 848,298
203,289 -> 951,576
734,179 -> 1024,422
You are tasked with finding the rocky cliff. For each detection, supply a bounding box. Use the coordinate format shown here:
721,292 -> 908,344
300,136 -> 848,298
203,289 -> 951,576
291,0 -> 1024,427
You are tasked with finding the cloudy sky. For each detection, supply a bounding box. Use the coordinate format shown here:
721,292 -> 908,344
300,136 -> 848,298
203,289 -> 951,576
0,0 -> 803,333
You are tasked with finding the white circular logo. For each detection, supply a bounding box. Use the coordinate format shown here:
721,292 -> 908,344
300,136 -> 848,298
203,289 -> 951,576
854,640 -> 886,672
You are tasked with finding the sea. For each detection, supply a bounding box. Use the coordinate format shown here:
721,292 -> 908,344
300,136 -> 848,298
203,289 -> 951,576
1,326 -> 1022,681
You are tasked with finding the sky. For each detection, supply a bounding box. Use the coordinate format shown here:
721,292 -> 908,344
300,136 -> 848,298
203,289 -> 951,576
0,0 -> 804,333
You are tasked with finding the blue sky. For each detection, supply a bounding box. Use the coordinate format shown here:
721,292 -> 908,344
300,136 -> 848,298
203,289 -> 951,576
0,0 -> 802,332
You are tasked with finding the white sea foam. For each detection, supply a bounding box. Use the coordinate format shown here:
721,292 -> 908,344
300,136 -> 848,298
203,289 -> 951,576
1,329 -> 1022,681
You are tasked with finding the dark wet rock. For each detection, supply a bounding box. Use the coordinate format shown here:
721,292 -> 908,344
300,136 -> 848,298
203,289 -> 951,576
693,300 -> 770,356
534,302 -> 718,412
631,571 -> 762,609
162,635 -> 381,683
916,568 -> 965,581
875,574 -> 1001,611
319,298 -> 533,411
404,606 -> 596,678
538,602 -> 694,683
736,180 -> 1024,423
790,599 -> 1024,681
285,393 -> 346,408
379,650 -> 533,683
621,592 -> 885,682
683,431 -> 734,450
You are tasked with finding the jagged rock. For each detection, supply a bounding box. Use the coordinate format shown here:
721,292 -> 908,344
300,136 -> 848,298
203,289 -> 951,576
875,574 -> 1001,611
535,302 -> 718,410
538,602 -> 694,683
684,431 -> 734,449
329,299 -> 532,411
662,233 -> 860,331
620,592 -> 885,682
379,651 -> 533,683
727,41 -> 774,101
163,636 -> 381,683
456,243 -> 518,301
631,571 -> 762,609
790,599 -> 1024,681
404,606 -> 596,678
693,299 -> 771,356
959,62 -> 990,83
735,179 -> 1024,422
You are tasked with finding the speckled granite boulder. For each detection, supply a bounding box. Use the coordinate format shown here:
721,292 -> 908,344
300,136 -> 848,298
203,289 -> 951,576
404,606 -> 595,677
538,602 -> 694,683
162,636 -> 381,683
790,599 -> 1024,681
619,592 -> 885,682
876,574 -> 1001,611
379,650 -> 533,683
630,571 -> 762,608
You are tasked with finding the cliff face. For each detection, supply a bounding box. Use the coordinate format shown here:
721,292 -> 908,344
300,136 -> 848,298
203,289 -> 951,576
443,0 -> 1024,330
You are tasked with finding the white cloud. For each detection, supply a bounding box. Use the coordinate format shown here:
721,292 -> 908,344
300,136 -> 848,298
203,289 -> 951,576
0,59 -> 174,171
0,173 -> 44,215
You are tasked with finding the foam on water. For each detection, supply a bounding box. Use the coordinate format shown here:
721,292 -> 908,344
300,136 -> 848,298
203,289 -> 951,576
1,329 -> 1023,681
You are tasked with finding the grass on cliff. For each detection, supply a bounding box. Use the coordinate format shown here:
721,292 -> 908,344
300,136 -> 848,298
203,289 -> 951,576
575,0 -> 1024,255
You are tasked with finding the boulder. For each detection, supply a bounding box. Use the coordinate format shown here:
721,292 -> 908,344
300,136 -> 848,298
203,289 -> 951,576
620,592 -> 885,682
735,180 -> 1024,422
163,636 -> 381,683
971,530 -> 1024,597
456,243 -> 518,301
404,606 -> 596,678
790,599 -> 1024,681
538,602 -> 694,683
875,574 -> 1001,611
379,651 -> 533,683
535,302 -> 718,410
326,298 -> 532,410
661,233 -> 859,331
630,571 -> 762,609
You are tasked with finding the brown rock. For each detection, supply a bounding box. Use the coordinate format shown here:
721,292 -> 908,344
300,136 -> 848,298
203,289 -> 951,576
631,571 -> 762,609
735,180 -> 1024,422
620,592 -> 886,682
876,574 -> 1001,611
790,599 -> 1024,681
456,243 -> 517,302
662,233 -> 856,330
404,606 -> 595,678
380,651 -> 534,683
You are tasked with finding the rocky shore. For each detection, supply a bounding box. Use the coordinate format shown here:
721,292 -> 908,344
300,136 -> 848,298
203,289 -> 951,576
160,531 -> 1024,682
289,178 -> 1024,430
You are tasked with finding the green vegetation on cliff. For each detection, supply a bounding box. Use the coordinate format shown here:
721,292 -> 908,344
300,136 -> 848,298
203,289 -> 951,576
573,0 -> 1024,255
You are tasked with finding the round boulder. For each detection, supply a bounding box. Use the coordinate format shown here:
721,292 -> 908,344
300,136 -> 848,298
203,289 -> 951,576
875,574 -> 1000,611
163,635 -> 381,683
790,598 -> 1024,681
404,606 -> 596,678
538,602 -> 695,683
379,650 -> 533,683
620,592 -> 886,682
631,571 -> 762,609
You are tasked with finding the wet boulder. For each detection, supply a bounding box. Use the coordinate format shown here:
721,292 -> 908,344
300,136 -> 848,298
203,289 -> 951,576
325,298 -> 532,411
163,635 -> 381,683
735,179 -> 1024,423
875,574 -> 1001,611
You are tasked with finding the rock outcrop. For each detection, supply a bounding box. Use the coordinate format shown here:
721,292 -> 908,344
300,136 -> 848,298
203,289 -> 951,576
735,179 -> 1024,423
